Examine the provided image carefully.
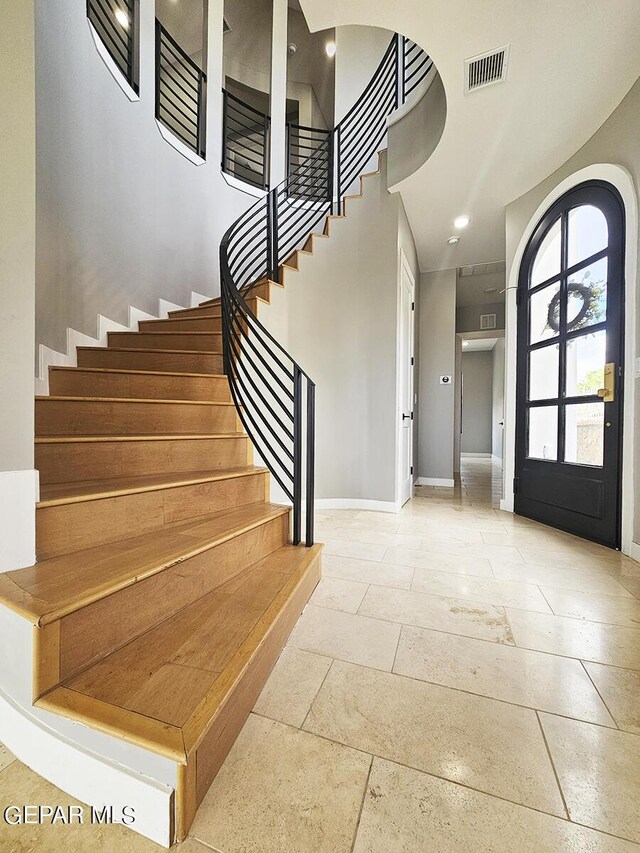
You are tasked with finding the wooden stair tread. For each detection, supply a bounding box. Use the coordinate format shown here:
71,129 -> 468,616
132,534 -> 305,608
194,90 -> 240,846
49,367 -> 228,379
38,466 -> 267,507
0,502 -> 289,625
36,543 -> 322,762
78,347 -> 221,355
36,395 -> 236,407
36,433 -> 245,443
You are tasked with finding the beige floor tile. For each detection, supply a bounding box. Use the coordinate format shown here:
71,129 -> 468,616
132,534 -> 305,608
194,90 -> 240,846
304,660 -> 564,815
322,539 -> 388,561
253,647 -> 333,728
540,713 -> 640,843
394,626 -> 615,725
419,525 -> 484,545
190,714 -> 371,853
411,568 -> 551,612
582,663 -> 640,734
618,577 -> 640,599
322,554 -> 414,589
359,585 -> 514,644
288,605 -> 401,670
0,743 -> 15,773
541,586 -> 640,628
506,608 -> 640,669
412,540 -> 524,563
309,576 -> 369,613
0,761 -> 163,852
518,547 -> 625,572
353,757 -> 638,853
384,546 -> 494,578
315,525 -> 422,549
492,561 -> 634,597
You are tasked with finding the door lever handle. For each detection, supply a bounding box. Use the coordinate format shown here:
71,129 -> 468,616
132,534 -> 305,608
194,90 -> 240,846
402,413 -> 412,420
597,363 -> 616,403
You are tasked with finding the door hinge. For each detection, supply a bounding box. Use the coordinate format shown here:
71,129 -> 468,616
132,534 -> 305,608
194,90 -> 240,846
410,466 -> 413,475
411,411 -> 414,420
513,476 -> 519,494
411,301 -> 415,311
411,356 -> 414,366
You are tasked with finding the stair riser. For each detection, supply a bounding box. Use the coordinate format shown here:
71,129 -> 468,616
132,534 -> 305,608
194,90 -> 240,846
37,472 -> 268,559
49,370 -> 231,402
108,332 -> 222,352
52,513 -> 290,684
36,437 -> 251,485
139,317 -> 222,332
168,307 -> 221,320
35,400 -> 241,437
77,348 -> 223,374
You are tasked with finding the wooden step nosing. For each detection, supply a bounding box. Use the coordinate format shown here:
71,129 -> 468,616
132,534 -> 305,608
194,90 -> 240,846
49,367 -> 228,379
37,467 -> 269,508
35,687 -> 187,764
182,543 -> 323,754
29,505 -> 291,627
35,434 -> 245,444
111,332 -> 222,337
78,347 -> 221,355
37,396 -> 237,408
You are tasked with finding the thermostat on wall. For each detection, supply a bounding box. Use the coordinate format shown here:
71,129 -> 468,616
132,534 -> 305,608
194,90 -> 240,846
440,375 -> 452,385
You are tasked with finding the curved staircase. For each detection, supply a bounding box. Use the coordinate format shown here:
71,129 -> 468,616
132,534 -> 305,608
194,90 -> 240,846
0,287 -> 321,841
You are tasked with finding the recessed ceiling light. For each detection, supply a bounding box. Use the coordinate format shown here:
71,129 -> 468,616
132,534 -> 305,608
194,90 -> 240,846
325,41 -> 336,58
447,236 -> 460,245
484,287 -> 498,294
454,215 -> 470,229
114,7 -> 129,28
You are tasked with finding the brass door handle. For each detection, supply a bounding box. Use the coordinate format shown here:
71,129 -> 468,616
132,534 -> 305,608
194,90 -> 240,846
597,363 -> 615,403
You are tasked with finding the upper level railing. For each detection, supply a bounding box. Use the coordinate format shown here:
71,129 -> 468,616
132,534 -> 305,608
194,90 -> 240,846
87,0 -> 138,93
400,36 -> 434,102
287,123 -> 333,202
222,91 -> 270,190
220,34 -> 432,546
155,20 -> 207,158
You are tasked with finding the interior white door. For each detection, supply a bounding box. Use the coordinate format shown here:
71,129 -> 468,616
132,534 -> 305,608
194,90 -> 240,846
399,258 -> 415,506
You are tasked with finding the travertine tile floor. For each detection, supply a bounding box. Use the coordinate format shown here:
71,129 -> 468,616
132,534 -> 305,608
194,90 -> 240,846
3,459 -> 640,851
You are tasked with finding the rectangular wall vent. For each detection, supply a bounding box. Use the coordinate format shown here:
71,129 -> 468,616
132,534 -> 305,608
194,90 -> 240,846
465,45 -> 510,93
458,261 -> 506,277
480,313 -> 497,330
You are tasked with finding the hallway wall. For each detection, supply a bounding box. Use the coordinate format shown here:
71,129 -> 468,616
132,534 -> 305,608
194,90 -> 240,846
492,338 -> 505,460
461,351 -> 492,454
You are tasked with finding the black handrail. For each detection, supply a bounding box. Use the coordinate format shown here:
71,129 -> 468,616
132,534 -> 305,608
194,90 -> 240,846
220,34 -> 432,546
286,123 -> 332,202
155,20 -> 207,158
87,0 -> 138,93
222,90 -> 270,190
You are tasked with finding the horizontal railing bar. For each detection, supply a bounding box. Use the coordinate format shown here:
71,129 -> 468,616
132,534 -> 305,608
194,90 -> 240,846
159,88 -> 199,126
158,104 -> 197,139
157,20 -> 206,79
92,0 -> 130,49
224,90 -> 270,120
159,63 -> 200,105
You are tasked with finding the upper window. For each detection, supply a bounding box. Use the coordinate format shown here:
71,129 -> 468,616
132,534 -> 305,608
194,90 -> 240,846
87,0 -> 139,95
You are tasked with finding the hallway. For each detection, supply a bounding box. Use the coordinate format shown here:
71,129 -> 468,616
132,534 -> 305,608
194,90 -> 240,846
2,459 -> 640,851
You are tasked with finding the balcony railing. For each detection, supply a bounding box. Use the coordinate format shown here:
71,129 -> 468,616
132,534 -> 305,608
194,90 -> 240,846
286,123 -> 333,202
87,0 -> 138,93
155,20 -> 207,158
222,91 -> 270,190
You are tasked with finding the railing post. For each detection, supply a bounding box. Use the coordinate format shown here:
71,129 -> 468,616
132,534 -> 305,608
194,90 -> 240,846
198,71 -> 207,159
335,126 -> 342,216
396,33 -> 403,108
221,89 -> 228,173
269,188 -> 280,283
327,130 -> 335,214
306,381 -> 315,546
292,366 -> 303,545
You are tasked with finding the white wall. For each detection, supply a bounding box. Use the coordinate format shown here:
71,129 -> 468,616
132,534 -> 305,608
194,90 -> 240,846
334,26 -> 392,124
492,338 -> 505,459
461,351 -> 492,454
35,0 -> 254,359
0,0 -> 38,570
261,154 -> 419,508
417,269 -> 456,485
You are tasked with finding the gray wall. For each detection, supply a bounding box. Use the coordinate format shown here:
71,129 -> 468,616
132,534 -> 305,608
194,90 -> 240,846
456,300 -> 505,333
461,352 -> 493,454
492,338 -> 505,459
505,76 -> 640,542
261,154 -> 419,504
417,269 -> 456,482
35,0 -> 252,359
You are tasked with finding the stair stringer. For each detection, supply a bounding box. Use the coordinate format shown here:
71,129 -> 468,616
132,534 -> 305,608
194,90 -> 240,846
35,293 -> 211,395
0,603 -> 177,847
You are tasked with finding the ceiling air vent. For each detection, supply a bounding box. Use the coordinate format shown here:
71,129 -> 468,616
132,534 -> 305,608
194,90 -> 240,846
465,45 -> 510,93
480,313 -> 497,330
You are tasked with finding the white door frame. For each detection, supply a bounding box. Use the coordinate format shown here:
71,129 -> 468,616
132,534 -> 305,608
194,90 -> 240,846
396,249 -> 416,508
502,163 -> 638,557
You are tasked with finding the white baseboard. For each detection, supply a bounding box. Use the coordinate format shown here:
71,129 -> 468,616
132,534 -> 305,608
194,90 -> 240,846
315,498 -> 400,514
0,470 -> 39,571
0,687 -> 173,847
491,454 -> 503,464
35,294 -> 204,395
416,477 -> 455,488
460,452 -> 492,458
625,540 -> 640,563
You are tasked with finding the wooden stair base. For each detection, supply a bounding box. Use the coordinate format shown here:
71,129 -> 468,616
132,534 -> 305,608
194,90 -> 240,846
48,367 -> 232,402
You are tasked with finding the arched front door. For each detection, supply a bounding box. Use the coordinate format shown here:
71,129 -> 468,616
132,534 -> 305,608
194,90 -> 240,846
515,181 -> 625,548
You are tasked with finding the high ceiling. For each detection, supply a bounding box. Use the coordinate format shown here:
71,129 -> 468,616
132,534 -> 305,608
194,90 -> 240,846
300,0 -> 640,272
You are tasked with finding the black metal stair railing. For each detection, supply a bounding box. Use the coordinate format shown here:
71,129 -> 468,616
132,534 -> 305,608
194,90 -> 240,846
220,34 -> 432,546
400,35 -> 434,102
222,91 -> 270,190
286,123 -> 333,202
87,0 -> 138,93
155,20 -> 207,158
